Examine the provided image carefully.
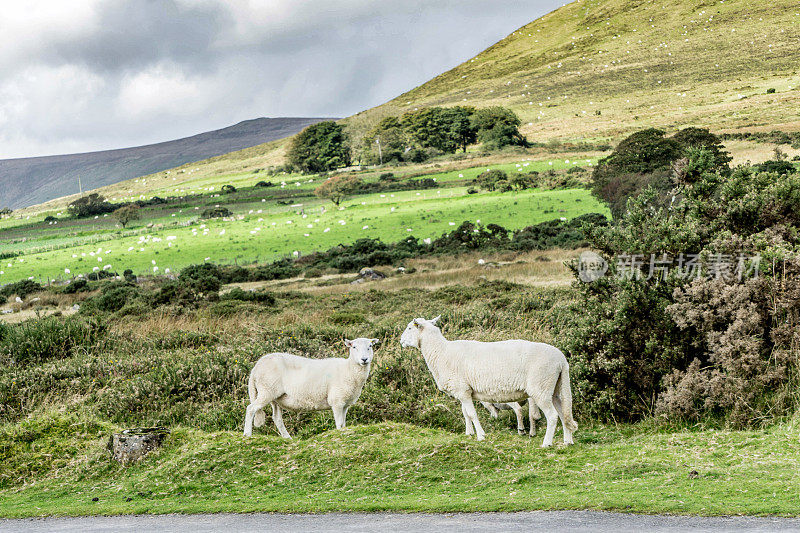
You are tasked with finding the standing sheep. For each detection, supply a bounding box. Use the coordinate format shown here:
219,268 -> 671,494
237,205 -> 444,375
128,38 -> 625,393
400,316 -> 576,446
243,338 -> 379,438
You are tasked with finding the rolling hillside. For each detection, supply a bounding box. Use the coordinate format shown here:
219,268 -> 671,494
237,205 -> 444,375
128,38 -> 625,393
0,117 -> 332,209
355,0 -> 800,141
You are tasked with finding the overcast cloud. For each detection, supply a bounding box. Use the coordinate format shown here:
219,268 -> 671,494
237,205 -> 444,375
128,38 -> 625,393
0,1 -> 560,159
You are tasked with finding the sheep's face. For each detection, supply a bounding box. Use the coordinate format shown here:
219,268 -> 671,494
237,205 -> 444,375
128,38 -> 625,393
400,316 -> 440,349
345,337 -> 379,366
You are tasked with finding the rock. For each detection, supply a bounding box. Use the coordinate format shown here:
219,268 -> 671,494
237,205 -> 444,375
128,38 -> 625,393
108,427 -> 169,464
350,278 -> 365,285
688,469 -> 699,479
358,267 -> 385,280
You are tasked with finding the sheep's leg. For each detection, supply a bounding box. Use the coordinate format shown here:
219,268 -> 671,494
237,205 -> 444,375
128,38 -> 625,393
461,403 -> 475,435
460,399 -> 485,441
535,397 -> 559,448
244,394 -> 270,437
271,402 -> 291,439
528,399 -> 541,437
552,395 -> 574,445
332,404 -> 346,430
510,402 -> 525,435
481,402 -> 500,418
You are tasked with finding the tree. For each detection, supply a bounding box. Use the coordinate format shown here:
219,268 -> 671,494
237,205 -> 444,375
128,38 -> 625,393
590,128 -> 732,218
365,116 -> 408,164
671,127 -> 732,168
401,106 -> 476,153
314,175 -> 363,206
288,121 -> 351,173
0,207 -> 11,217
68,193 -> 115,218
113,204 -> 140,228
471,107 -> 527,149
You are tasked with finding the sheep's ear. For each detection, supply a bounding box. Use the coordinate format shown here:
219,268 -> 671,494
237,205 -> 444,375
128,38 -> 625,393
370,338 -> 380,346
430,315 -> 441,325
413,319 -> 421,328
344,339 -> 353,348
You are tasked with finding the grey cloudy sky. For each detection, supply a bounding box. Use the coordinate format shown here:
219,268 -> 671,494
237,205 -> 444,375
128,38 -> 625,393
0,1 -> 561,159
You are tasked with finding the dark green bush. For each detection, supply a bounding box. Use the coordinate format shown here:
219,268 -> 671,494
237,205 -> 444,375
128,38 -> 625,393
220,287 -> 275,305
0,317 -> 106,366
0,280 -> 43,299
201,207 -> 232,218
62,279 -> 89,294
567,153 -> 800,426
220,184 -> 237,194
81,282 -> 144,313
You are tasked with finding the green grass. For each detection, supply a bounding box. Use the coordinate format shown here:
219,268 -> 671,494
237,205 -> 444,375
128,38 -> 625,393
0,183 -> 607,284
2,414 -> 800,518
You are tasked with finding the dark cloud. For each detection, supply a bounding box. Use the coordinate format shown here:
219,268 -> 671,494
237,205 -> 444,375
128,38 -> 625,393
0,0 -> 561,158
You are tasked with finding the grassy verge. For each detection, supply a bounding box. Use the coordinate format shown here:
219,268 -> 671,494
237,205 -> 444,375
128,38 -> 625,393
2,415 -> 800,518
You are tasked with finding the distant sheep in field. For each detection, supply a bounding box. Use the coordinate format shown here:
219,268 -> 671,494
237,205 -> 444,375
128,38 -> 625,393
480,401 -> 541,435
243,338 -> 379,438
400,316 -> 576,446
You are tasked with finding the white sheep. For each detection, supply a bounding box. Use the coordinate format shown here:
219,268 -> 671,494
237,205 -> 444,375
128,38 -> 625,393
480,401 -> 541,435
243,337 -> 379,438
400,316 -> 577,446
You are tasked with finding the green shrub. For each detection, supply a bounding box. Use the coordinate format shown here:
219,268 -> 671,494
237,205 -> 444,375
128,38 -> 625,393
567,153 -> 800,426
474,169 -> 508,191
82,282 -> 144,314
201,207 -> 232,218
62,279 -> 89,294
0,280 -> 43,299
0,317 -> 106,366
220,184 -> 237,194
220,287 -> 276,305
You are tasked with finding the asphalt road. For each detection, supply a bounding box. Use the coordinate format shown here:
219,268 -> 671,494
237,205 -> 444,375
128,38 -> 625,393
3,511 -> 800,533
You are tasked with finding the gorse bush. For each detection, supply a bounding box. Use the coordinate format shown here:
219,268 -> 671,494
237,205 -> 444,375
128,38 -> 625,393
567,148 -> 800,427
0,280 -> 43,299
0,317 -> 106,366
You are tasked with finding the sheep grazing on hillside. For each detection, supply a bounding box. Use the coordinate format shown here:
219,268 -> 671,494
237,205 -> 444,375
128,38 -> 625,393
480,401 -> 541,435
243,338 -> 379,438
400,316 -> 576,446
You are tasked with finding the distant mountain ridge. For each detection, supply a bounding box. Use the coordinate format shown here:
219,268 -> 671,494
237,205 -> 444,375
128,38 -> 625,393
0,117 -> 332,209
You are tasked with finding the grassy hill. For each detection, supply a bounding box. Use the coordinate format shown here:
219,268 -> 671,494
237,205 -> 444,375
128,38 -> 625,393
363,0 -> 800,141
0,118 -> 332,210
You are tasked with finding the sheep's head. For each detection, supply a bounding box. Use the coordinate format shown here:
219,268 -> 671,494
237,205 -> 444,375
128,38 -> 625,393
400,316 -> 440,349
345,337 -> 379,366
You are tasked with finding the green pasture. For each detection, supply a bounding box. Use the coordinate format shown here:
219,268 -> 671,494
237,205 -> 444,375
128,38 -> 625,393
0,186 -> 607,283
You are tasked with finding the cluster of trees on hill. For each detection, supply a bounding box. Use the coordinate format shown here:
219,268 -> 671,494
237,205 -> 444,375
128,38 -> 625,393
288,106 -> 527,173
